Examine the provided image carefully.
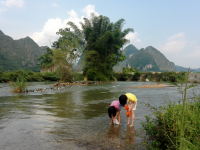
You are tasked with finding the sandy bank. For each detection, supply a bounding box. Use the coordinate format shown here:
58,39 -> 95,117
129,84 -> 174,88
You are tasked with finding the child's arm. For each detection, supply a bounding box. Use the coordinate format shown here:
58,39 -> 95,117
111,118 -> 113,124
117,110 -> 121,124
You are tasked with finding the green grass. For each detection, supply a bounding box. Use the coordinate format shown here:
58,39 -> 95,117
9,77 -> 28,93
141,70 -> 200,150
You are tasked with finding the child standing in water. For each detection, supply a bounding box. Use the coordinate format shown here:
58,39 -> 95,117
119,93 -> 137,127
108,100 -> 121,124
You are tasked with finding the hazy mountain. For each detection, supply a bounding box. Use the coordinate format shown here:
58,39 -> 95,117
175,65 -> 200,73
0,30 -> 47,72
123,44 -> 139,59
113,44 -> 175,72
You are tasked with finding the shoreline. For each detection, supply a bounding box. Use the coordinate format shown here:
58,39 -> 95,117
129,84 -> 174,88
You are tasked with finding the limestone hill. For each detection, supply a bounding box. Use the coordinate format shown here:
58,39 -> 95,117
0,30 -> 47,71
113,44 -> 175,72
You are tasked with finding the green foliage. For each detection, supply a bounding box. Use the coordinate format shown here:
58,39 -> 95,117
113,71 -> 187,82
68,14 -> 133,81
141,69 -> 200,149
38,47 -> 53,68
10,76 -> 28,93
132,71 -> 141,81
0,71 -> 9,82
140,72 -> 186,82
86,68 -> 110,81
74,73 -> 84,81
38,25 -> 85,82
141,100 -> 200,150
113,67 -> 141,81
0,70 -> 60,83
114,72 -> 127,81
42,72 -> 60,81
121,67 -> 141,81
122,67 -> 136,74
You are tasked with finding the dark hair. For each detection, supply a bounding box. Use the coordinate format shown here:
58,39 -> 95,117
108,106 -> 116,118
119,94 -> 127,106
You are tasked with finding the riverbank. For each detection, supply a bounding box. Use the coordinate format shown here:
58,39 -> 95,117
129,84 -> 173,88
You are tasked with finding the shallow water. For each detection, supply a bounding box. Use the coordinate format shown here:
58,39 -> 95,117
0,81 -> 199,150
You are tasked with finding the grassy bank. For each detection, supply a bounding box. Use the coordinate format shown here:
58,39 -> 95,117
0,70 -> 84,83
140,71 -> 200,149
0,70 -> 186,83
114,71 -> 186,82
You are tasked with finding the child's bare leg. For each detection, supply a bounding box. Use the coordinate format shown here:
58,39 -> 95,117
127,116 -> 130,125
130,110 -> 135,126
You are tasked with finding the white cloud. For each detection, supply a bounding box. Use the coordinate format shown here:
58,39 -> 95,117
188,46 -> 200,58
125,32 -> 141,44
51,3 -> 58,7
0,8 -> 6,13
135,39 -> 141,43
1,0 -> 24,8
160,32 -> 188,53
82,4 -> 99,17
30,5 -> 98,46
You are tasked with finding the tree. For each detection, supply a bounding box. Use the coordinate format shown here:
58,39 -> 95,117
68,13 -> 134,81
38,47 -> 53,68
52,27 -> 85,82
38,27 -> 85,82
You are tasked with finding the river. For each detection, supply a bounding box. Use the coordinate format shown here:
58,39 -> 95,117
0,81 -> 198,150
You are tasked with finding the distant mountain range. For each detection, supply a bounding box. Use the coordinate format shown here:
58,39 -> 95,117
114,44 -> 175,72
114,44 -> 200,72
0,30 -> 47,72
0,30 -> 199,73
175,65 -> 200,73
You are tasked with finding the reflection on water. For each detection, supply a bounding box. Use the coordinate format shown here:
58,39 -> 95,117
0,81 -> 199,149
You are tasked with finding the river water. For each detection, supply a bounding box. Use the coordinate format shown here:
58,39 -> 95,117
0,81 -> 198,150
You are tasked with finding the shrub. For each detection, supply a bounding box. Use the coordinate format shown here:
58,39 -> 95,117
9,77 -> 28,93
132,71 -> 141,81
42,72 -> 60,81
141,70 -> 200,149
74,73 -> 84,81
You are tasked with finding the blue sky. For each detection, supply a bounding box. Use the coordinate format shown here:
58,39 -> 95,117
0,0 -> 200,68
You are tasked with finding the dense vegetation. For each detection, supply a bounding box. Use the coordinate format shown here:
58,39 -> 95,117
38,14 -> 134,81
0,70 -> 84,83
66,14 -> 133,81
141,71 -> 200,149
0,70 -> 59,83
114,67 -> 141,81
114,70 -> 187,82
0,69 -> 188,83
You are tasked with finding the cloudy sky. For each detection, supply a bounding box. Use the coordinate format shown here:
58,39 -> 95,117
0,0 -> 200,68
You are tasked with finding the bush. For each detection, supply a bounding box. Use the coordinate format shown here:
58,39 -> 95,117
141,100 -> 200,149
9,77 -> 28,93
114,72 -> 127,81
141,71 -> 200,149
74,73 -> 84,81
132,71 -> 141,81
86,69 -> 110,81
42,72 -> 60,81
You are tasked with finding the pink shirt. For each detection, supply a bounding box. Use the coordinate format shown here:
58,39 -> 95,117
110,100 -> 120,110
